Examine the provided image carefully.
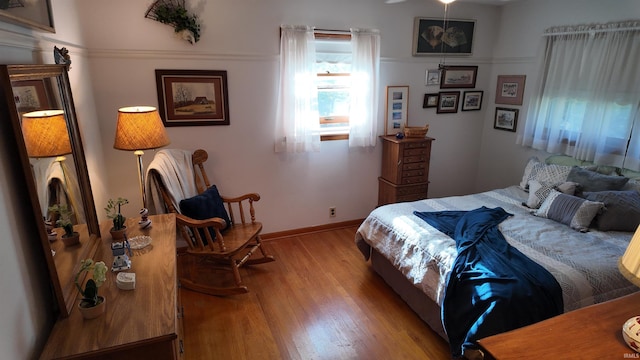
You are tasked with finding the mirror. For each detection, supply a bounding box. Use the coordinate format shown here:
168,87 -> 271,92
0,64 -> 100,318
0,0 -> 54,33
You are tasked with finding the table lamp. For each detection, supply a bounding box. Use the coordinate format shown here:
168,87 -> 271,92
113,106 -> 170,227
619,224 -> 640,352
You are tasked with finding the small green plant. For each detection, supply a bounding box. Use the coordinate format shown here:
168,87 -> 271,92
105,197 -> 129,231
48,204 -> 74,237
75,259 -> 107,308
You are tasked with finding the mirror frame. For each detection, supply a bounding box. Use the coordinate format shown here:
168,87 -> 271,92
0,64 -> 100,317
0,0 -> 55,33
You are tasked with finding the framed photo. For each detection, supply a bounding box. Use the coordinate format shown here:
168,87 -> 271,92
423,93 -> 439,108
426,69 -> 440,86
437,91 -> 460,114
385,86 -> 409,135
155,69 -> 230,127
413,17 -> 476,56
440,65 -> 478,89
495,75 -> 526,105
11,79 -> 54,114
494,107 -> 519,132
461,90 -> 483,111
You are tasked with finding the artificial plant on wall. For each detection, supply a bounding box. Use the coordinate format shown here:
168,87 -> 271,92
145,0 -> 201,44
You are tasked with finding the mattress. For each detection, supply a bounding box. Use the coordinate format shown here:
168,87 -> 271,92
355,186 -> 637,313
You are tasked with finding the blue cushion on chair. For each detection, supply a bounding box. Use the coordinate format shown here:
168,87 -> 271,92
179,185 -> 232,235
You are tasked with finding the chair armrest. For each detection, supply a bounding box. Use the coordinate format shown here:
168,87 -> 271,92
221,193 -> 260,203
175,213 -> 227,229
175,213 -> 227,251
220,193 -> 260,225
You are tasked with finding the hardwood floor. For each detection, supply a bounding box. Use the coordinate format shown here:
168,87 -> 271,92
180,226 -> 450,360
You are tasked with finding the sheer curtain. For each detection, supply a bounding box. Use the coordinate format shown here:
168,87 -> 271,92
520,20 -> 640,170
275,25 -> 320,153
348,28 -> 380,148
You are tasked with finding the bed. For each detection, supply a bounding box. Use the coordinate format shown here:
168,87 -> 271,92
355,156 -> 640,357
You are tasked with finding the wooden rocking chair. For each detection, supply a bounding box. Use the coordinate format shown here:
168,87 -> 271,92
148,149 -> 275,295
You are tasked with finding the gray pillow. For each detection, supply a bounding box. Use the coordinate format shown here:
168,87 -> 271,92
534,190 -> 604,232
567,167 -> 629,192
525,180 -> 578,209
582,190 -> 640,232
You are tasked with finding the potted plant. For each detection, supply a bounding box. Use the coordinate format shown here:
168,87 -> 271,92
48,204 -> 80,246
75,258 -> 108,319
105,197 -> 129,240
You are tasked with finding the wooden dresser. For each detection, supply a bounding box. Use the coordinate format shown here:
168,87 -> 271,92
40,214 -> 183,360
378,135 -> 434,206
477,291 -> 640,359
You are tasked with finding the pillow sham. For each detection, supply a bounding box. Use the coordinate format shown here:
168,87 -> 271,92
566,167 -> 629,193
524,180 -> 578,209
519,156 -> 541,189
523,162 -> 572,191
582,190 -> 640,232
534,190 -> 604,232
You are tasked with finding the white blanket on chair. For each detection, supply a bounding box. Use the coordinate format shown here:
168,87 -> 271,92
146,149 -> 198,214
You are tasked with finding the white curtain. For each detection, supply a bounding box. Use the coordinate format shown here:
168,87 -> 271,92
348,28 -> 380,148
275,25 -> 320,153
520,20 -> 640,170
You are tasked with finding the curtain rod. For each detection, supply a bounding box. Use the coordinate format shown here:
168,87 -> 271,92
544,25 -> 640,36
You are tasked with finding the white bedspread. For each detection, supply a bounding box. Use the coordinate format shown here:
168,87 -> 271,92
355,186 -> 637,312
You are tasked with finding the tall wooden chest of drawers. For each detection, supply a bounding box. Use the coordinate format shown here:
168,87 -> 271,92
378,135 -> 434,206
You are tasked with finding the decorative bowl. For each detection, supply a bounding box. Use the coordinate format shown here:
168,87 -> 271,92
623,316 -> 640,352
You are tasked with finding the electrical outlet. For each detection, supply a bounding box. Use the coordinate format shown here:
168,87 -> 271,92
329,207 -> 336,217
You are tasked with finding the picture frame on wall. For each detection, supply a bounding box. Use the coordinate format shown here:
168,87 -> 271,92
385,86 -> 409,135
495,75 -> 526,105
440,65 -> 478,89
461,90 -> 483,111
494,107 -> 519,132
423,93 -> 439,108
155,69 -> 230,127
437,91 -> 460,114
12,79 -> 54,114
413,17 -> 476,56
426,69 -> 440,86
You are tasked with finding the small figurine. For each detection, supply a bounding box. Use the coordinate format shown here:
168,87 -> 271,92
111,238 -> 132,272
139,208 -> 152,229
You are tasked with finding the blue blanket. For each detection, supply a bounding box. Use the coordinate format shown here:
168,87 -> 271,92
414,206 -> 563,357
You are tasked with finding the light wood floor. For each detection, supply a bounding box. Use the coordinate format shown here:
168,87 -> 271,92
179,226 -> 450,360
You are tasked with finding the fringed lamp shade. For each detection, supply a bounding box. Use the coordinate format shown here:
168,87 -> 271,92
619,225 -> 640,287
21,110 -> 72,158
113,106 -> 170,150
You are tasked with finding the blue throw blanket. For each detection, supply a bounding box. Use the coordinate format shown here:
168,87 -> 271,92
414,206 -> 563,357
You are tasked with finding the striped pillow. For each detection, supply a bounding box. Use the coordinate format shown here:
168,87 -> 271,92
534,190 -> 604,232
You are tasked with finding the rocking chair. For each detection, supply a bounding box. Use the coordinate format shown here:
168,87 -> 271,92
148,149 -> 275,295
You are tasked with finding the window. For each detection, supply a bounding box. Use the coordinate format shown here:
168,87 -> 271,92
314,33 -> 352,140
521,20 -> 640,170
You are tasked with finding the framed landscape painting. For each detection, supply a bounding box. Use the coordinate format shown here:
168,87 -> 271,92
155,69 -> 230,127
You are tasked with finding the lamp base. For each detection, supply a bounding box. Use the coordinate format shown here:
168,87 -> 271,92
623,316 -> 640,352
139,208 -> 152,229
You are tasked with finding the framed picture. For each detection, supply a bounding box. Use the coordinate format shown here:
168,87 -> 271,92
494,107 -> 519,132
423,93 -> 439,108
440,66 -> 478,89
11,79 -> 54,114
413,17 -> 476,56
426,69 -> 440,86
385,86 -> 409,135
461,90 -> 483,111
155,69 -> 230,127
437,91 -> 460,114
495,75 -> 526,105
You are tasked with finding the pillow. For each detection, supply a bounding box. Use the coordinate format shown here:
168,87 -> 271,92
179,185 -> 232,234
519,156 -> 541,189
524,180 -> 578,209
524,162 -> 572,190
566,166 -> 629,193
582,190 -> 640,232
533,190 -> 604,232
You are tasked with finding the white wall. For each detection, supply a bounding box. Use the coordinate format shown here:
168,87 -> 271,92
78,0 -> 502,233
475,0 -> 640,192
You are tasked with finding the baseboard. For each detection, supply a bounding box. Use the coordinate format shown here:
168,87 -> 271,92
261,219 -> 364,241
